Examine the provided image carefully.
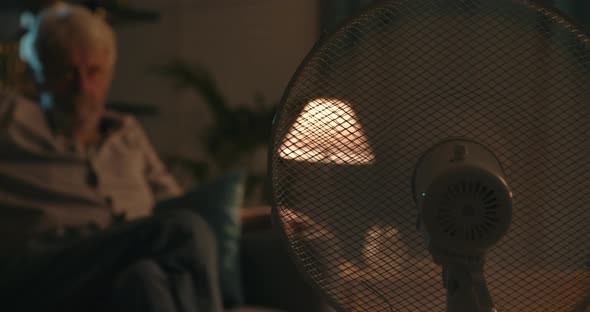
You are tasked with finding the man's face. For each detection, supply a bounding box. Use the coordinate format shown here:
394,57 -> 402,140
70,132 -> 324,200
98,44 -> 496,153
40,44 -> 114,128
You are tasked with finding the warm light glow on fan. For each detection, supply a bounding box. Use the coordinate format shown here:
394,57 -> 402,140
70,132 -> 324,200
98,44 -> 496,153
279,98 -> 375,165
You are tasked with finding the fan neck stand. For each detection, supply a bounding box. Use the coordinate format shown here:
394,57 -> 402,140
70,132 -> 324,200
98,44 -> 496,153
443,263 -> 497,312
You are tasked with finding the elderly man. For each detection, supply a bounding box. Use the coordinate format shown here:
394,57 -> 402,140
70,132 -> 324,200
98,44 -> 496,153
0,4 -> 226,312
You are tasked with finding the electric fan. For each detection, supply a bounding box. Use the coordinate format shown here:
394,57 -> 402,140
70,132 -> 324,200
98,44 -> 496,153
269,0 -> 590,311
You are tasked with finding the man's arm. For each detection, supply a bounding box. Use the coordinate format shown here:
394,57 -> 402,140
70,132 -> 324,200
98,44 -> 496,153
132,119 -> 183,201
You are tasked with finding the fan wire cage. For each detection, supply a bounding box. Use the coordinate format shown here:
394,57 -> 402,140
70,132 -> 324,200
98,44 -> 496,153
270,0 -> 590,311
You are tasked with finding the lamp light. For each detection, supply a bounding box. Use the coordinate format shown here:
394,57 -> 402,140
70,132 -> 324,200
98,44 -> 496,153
279,98 -> 375,165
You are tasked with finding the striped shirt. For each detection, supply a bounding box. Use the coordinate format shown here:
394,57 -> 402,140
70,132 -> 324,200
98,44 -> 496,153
0,91 -> 182,253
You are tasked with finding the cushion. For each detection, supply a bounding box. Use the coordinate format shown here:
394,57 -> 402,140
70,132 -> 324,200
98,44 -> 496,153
156,171 -> 246,308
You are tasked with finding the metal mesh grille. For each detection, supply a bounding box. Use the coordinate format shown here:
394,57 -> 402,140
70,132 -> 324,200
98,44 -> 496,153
270,0 -> 590,311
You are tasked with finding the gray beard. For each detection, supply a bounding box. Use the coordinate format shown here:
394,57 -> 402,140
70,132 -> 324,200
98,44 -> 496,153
46,96 -> 104,138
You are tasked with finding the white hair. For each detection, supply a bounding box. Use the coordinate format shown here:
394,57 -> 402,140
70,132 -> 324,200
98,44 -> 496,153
19,3 -> 116,82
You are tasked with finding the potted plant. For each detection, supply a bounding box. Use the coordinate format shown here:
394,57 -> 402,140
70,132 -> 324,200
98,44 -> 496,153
152,60 -> 276,205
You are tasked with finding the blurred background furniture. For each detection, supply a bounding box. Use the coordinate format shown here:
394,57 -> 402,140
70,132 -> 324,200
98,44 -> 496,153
240,206 -> 330,312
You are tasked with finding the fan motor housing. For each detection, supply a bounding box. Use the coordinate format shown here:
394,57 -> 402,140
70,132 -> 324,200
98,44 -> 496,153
414,139 -> 513,256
